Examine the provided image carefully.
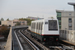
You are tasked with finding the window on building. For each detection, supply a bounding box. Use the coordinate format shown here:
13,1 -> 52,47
22,22 -> 24,23
69,18 -> 72,23
59,22 -> 61,25
57,17 -> 61,20
59,25 -> 61,29
13,22 -> 18,23
57,12 -> 61,16
69,18 -> 72,20
69,26 -> 72,30
69,23 -> 72,27
69,13 -> 71,15
68,18 -> 72,30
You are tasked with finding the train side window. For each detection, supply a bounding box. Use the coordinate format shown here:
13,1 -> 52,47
40,23 -> 42,30
41,22 -> 43,30
38,23 -> 39,30
41,23 -> 42,30
36,23 -> 37,29
34,23 -> 35,29
39,23 -> 41,30
37,23 -> 38,29
39,23 -> 40,30
33,23 -> 34,29
38,23 -> 39,29
40,22 -> 43,34
34,23 -> 36,29
42,22 -> 43,30
31,23 -> 33,31
40,22 -> 41,30
35,23 -> 36,29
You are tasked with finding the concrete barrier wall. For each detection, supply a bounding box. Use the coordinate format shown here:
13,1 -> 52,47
5,27 -> 12,50
4,26 -> 28,50
12,26 -> 28,29
60,30 -> 75,43
68,30 -> 75,43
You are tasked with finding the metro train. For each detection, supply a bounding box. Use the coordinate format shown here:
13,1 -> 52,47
28,17 -> 59,45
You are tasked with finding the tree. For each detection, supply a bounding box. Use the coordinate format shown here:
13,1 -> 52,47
9,25 -> 11,27
19,18 -> 34,25
15,22 -> 21,26
2,29 -> 9,38
1,18 -> 4,21
7,18 -> 9,21
0,26 -> 9,39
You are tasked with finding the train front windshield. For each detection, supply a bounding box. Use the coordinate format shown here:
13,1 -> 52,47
48,20 -> 58,30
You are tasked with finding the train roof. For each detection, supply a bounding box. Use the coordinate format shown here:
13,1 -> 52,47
31,18 -> 57,23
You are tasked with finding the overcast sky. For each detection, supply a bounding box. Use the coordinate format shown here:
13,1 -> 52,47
0,0 -> 75,20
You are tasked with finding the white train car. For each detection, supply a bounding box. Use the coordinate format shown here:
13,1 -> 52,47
29,17 -> 59,45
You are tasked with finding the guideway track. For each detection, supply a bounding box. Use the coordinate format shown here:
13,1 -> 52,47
24,29 -> 73,50
21,29 -> 50,50
14,31 -> 23,50
18,30 -> 40,50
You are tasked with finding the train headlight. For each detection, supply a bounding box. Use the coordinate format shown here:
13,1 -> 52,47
44,38 -> 46,41
56,38 -> 58,41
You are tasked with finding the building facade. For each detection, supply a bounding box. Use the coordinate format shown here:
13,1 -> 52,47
56,10 -> 62,29
56,3 -> 75,44
1,19 -> 27,26
56,10 -> 74,30
1,21 -> 13,26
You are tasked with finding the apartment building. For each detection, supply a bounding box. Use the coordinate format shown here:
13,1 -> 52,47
56,10 -> 74,30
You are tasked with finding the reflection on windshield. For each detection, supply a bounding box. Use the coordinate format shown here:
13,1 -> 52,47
48,20 -> 58,30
